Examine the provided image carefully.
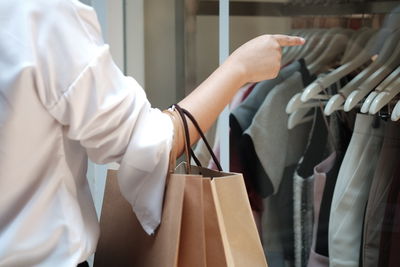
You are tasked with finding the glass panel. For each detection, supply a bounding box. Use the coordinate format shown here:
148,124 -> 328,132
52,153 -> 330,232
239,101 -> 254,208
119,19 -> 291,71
124,0 -> 219,111
218,1 -> 400,266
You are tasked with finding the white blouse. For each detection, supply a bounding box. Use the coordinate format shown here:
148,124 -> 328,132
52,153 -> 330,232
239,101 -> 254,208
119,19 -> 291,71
0,0 -> 173,266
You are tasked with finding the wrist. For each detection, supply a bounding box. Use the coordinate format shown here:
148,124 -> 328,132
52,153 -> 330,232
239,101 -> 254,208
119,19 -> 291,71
221,56 -> 248,87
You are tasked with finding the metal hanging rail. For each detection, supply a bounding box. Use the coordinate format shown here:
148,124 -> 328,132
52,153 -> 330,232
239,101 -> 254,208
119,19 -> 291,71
197,1 -> 400,16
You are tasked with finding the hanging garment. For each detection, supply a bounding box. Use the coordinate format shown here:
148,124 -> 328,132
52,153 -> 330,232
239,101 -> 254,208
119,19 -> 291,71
207,84 -> 263,212
387,188 -> 400,266
230,59 -> 312,137
378,164 -> 400,266
293,173 -> 315,267
329,114 -> 386,267
314,151 -> 346,259
313,108 -> 354,258
238,67 -> 314,266
306,152 -> 336,267
361,121 -> 400,267
0,1 -> 174,266
293,109 -> 329,267
208,83 -> 256,171
195,83 -> 254,167
240,65 -> 315,198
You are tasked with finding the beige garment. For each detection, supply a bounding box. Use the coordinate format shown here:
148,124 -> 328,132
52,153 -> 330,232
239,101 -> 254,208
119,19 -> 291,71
329,114 -> 386,267
362,121 -> 400,267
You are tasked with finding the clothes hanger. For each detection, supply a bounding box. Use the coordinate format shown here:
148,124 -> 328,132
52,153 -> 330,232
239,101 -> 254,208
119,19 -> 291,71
286,29 -> 369,115
324,28 -> 400,115
300,30 -> 378,104
324,7 -> 400,114
360,65 -> 400,113
307,15 -> 357,73
288,108 -> 315,130
307,29 -> 353,74
287,91 -> 329,114
340,28 -> 376,64
286,30 -> 376,126
344,35 -> 400,112
390,100 -> 400,121
287,25 -> 357,126
283,29 -> 317,66
290,29 -> 322,63
282,29 -> 307,64
368,68 -> 400,114
339,27 -> 366,64
304,28 -> 343,66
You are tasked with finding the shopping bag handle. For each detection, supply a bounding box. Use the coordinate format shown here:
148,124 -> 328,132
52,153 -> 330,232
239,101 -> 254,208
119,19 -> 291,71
173,104 -> 223,172
163,109 -> 190,174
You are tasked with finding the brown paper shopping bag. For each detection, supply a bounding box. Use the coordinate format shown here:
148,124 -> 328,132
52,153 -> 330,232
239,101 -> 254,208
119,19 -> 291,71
94,105 -> 267,267
211,172 -> 267,266
94,167 -> 186,267
172,105 -> 267,266
180,163 -> 268,267
95,108 -> 207,267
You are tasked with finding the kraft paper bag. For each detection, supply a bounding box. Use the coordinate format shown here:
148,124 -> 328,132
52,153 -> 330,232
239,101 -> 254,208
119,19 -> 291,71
187,164 -> 268,267
202,178 -> 228,267
94,169 -> 186,267
95,106 -> 268,267
212,174 -> 267,266
178,174 -> 207,267
95,109 -> 207,267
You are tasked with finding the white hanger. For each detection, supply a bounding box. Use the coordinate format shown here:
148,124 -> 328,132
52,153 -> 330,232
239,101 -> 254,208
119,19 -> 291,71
360,65 -> 400,113
340,28 -> 376,64
292,29 -> 323,63
283,29 -> 319,66
307,29 -> 353,74
339,28 -> 366,64
283,30 -> 308,65
300,31 -> 378,103
287,92 -> 329,114
324,28 -> 400,115
304,28 -> 343,66
391,100 -> 400,121
344,37 -> 400,112
369,69 -> 400,114
286,31 -> 371,129
287,108 -> 314,130
288,30 -> 378,128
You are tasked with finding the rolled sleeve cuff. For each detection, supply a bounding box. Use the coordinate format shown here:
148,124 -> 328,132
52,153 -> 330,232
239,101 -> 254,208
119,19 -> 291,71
118,110 -> 174,235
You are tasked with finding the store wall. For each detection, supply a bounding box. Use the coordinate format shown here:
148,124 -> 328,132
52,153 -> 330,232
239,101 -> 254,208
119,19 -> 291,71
143,0 -> 178,109
125,0 -> 145,87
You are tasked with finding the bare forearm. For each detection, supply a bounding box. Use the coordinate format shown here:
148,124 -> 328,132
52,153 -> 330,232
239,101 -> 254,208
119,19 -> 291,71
177,58 -> 245,152
172,34 -> 305,156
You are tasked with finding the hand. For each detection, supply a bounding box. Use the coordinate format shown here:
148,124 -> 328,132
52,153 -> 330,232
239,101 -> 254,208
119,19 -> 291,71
225,34 -> 305,84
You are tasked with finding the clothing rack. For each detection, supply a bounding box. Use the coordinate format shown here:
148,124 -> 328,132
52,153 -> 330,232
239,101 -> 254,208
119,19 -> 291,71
192,2 -> 400,267
191,0 -> 399,170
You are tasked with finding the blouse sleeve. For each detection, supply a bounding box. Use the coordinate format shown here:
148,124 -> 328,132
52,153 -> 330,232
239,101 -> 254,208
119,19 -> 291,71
34,0 -> 174,234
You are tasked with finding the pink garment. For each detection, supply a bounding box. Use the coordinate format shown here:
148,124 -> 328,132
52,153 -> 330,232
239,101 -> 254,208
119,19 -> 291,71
307,153 -> 336,267
208,83 -> 255,171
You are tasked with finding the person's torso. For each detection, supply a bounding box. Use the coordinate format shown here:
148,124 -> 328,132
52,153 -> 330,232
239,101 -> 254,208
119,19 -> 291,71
0,1 -> 99,265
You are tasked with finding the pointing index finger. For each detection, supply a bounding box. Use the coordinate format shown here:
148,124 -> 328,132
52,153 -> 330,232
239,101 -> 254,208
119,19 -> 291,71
272,34 -> 305,47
